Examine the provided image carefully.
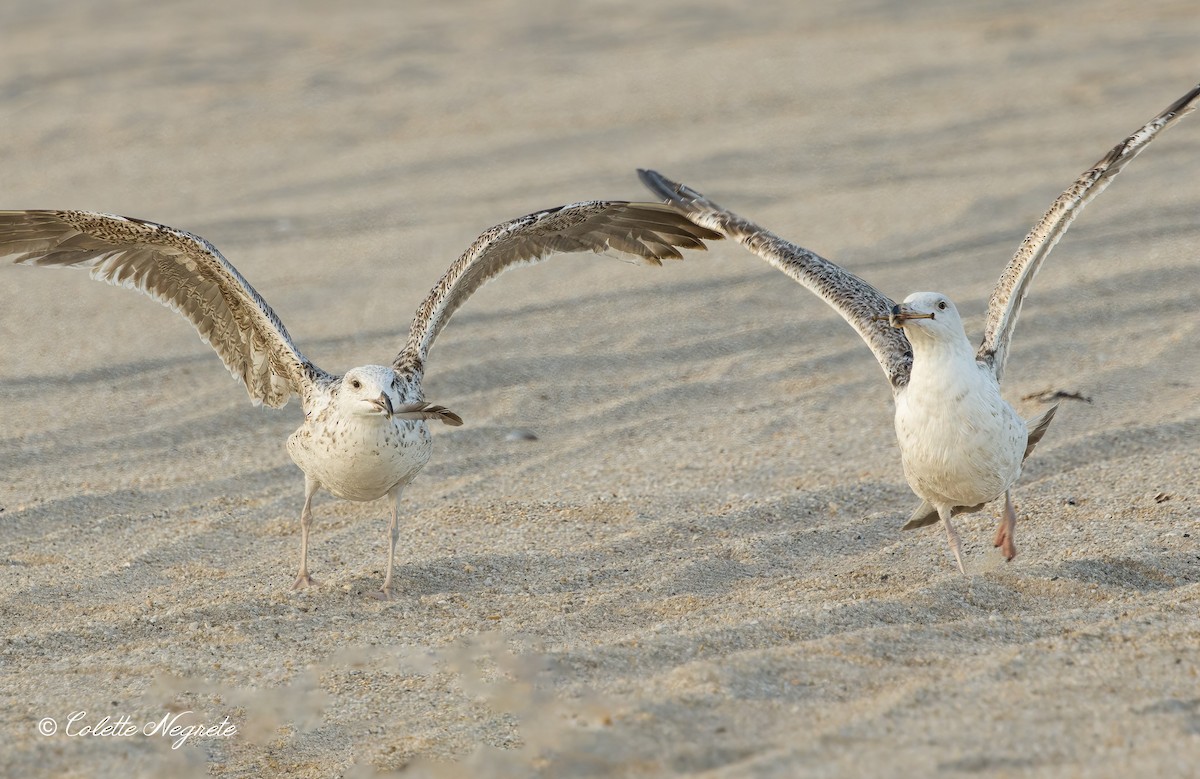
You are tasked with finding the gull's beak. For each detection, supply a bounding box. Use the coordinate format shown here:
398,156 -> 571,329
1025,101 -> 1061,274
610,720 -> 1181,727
879,303 -> 935,329
371,393 -> 394,418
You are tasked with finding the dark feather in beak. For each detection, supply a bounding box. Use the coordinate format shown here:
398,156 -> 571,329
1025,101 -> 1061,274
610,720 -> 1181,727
372,393 -> 394,418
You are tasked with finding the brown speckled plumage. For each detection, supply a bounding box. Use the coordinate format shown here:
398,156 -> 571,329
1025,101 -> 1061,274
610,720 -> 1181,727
395,201 -> 718,376
0,209 -> 326,408
637,173 -> 915,390
977,83 -> 1200,382
0,199 -> 718,595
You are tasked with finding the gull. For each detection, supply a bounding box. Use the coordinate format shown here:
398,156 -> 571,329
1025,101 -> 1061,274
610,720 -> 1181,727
0,201 -> 718,596
640,84 -> 1200,572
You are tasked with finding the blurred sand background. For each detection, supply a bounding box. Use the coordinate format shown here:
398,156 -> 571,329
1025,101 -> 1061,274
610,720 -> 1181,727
1,1 -> 1198,776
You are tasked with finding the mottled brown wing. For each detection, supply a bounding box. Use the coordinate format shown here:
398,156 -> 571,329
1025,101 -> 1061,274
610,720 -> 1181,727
0,210 -> 328,407
639,169 -> 913,391
395,201 -> 720,374
978,83 -> 1200,382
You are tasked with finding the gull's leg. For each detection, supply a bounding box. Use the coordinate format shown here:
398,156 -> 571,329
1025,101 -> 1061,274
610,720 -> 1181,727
292,476 -> 321,589
373,485 -> 404,600
939,504 -> 967,575
993,490 -> 1018,561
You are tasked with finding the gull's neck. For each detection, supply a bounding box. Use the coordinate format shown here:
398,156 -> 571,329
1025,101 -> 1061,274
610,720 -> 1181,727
905,327 -> 982,384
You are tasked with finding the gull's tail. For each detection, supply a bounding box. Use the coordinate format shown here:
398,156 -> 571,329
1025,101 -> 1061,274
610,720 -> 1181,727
1023,404 -> 1058,460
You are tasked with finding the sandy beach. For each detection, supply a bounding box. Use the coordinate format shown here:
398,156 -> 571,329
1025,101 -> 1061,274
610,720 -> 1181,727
1,1 -> 1198,776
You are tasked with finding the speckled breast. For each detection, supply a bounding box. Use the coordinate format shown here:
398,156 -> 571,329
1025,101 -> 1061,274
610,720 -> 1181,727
286,417 -> 433,502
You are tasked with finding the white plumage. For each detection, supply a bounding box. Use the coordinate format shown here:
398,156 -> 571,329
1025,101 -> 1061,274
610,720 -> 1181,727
641,83 -> 1199,571
890,292 -> 1036,570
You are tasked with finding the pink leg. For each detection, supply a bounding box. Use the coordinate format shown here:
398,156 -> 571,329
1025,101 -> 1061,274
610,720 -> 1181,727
993,491 -> 1018,561
940,506 -> 967,575
370,486 -> 404,600
292,476 -> 321,589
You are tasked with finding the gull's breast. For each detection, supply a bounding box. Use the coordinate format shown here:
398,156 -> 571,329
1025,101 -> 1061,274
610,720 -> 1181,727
894,363 -> 1026,507
287,416 -> 432,502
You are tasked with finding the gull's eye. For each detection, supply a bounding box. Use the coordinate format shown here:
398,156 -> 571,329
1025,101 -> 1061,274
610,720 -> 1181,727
350,379 -> 362,390
937,300 -> 948,311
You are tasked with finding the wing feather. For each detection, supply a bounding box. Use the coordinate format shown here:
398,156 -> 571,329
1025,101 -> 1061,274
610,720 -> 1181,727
638,169 -> 913,390
394,201 -> 720,374
0,210 -> 327,407
978,83 -> 1200,380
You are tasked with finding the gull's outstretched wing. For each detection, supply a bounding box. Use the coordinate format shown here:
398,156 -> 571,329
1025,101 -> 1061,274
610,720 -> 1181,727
395,201 -> 720,374
978,83 -> 1200,381
638,169 -> 914,391
0,210 -> 329,407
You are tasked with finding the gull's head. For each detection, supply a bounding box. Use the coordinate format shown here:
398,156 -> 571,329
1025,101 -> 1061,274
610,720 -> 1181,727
339,365 -> 401,419
884,292 -> 963,341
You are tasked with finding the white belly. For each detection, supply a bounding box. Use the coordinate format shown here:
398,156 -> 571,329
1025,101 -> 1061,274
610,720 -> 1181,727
286,416 -> 432,502
894,367 -> 1025,507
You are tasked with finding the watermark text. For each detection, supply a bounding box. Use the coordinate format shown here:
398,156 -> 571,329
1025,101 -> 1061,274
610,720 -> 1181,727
38,710 -> 237,749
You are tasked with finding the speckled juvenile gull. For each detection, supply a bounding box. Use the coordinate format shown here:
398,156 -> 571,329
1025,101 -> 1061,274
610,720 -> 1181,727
641,83 -> 1200,572
0,201 -> 718,596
